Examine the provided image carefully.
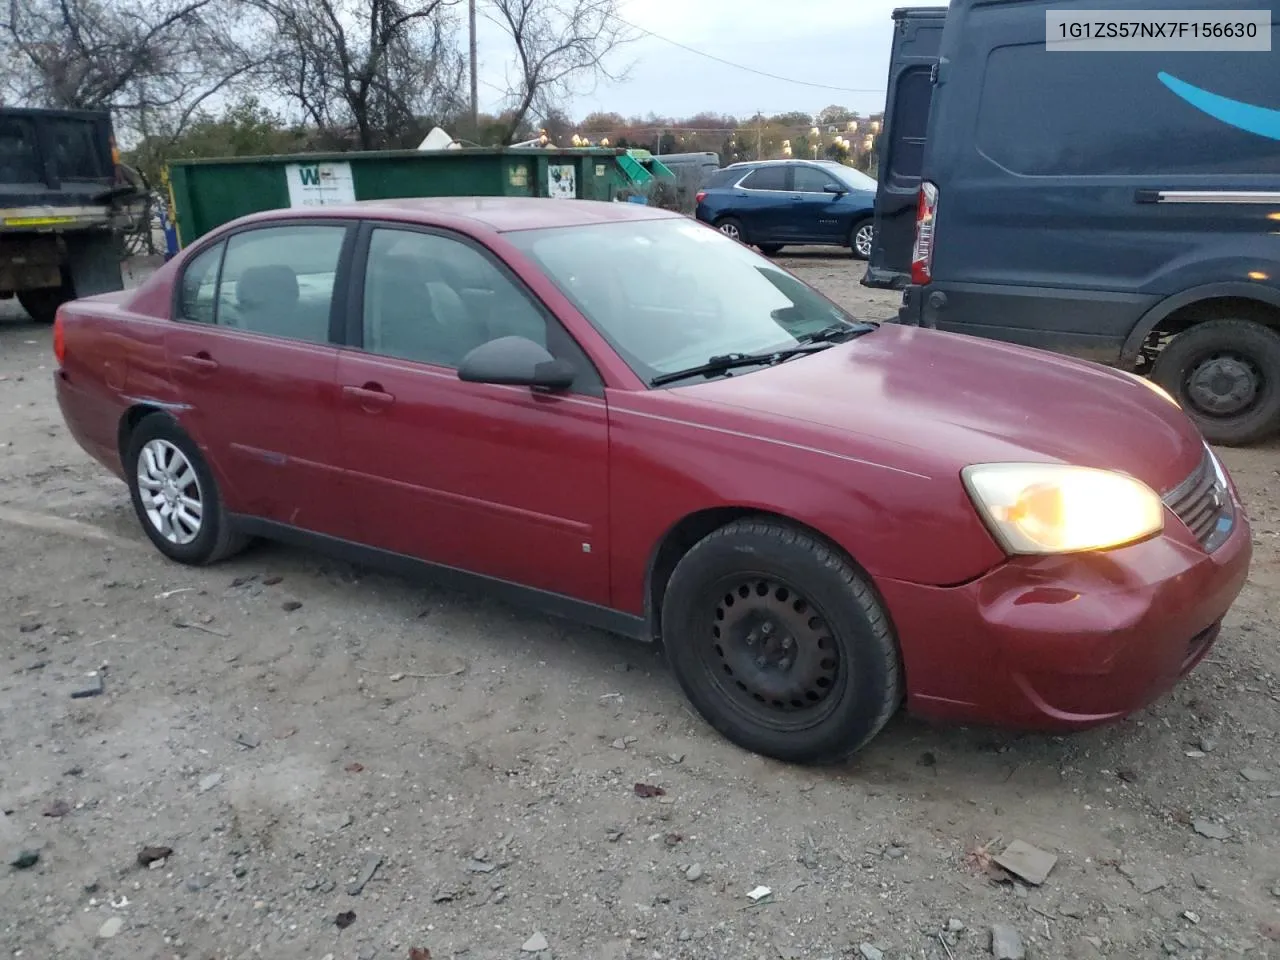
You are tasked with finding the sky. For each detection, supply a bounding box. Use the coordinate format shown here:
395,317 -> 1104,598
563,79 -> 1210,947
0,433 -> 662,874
472,0 -> 908,123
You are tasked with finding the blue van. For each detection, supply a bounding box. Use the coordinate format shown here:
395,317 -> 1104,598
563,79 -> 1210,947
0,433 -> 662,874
889,0 -> 1280,445
862,6 -> 948,290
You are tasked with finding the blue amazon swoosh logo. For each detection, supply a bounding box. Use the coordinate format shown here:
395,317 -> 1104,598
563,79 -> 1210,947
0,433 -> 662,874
1158,71 -> 1280,141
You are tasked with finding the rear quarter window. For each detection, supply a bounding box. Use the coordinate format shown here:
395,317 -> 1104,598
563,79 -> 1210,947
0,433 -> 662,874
705,168 -> 741,188
975,43 -> 1280,176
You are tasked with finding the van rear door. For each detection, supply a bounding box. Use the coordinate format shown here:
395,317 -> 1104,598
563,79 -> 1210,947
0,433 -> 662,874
862,5 -> 947,290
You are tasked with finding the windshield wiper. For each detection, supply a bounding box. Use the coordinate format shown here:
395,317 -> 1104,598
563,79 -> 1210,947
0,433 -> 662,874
799,320 -> 879,344
650,342 -> 834,387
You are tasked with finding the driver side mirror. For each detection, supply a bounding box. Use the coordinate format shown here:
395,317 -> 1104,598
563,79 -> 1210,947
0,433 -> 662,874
823,183 -> 847,195
457,336 -> 575,391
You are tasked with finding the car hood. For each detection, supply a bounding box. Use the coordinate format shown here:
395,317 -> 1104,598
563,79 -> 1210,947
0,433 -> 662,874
678,324 -> 1206,496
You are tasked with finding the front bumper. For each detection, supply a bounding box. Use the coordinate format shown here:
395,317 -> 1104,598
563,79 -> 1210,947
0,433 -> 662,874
878,502 -> 1252,731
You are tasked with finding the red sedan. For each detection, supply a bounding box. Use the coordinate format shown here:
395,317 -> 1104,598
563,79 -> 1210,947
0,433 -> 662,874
52,197 -> 1251,763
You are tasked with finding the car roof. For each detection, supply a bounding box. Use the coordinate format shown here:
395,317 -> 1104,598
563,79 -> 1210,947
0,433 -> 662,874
228,196 -> 684,234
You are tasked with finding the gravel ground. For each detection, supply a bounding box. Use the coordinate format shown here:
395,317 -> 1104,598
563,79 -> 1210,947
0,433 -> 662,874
2,257 -> 1279,960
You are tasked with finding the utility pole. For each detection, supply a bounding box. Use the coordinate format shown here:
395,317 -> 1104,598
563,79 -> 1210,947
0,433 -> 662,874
756,112 -> 763,160
468,0 -> 479,138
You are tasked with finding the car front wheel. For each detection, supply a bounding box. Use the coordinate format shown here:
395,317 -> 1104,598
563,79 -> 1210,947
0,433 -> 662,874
125,414 -> 249,565
661,518 -> 903,764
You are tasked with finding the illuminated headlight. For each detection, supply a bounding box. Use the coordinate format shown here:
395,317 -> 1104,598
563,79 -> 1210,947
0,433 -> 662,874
962,463 -> 1164,555
1120,369 -> 1179,407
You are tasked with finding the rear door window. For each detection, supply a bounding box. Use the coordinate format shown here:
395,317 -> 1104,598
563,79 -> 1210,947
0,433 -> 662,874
212,224 -> 348,344
887,67 -> 933,184
739,166 -> 790,191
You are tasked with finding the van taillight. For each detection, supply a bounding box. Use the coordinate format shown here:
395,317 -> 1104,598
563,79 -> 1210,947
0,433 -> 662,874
911,181 -> 938,285
53,308 -> 66,365
695,190 -> 707,204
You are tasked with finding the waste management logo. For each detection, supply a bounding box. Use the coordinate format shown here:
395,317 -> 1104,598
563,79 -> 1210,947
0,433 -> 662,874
1158,71 -> 1280,140
285,161 -> 357,207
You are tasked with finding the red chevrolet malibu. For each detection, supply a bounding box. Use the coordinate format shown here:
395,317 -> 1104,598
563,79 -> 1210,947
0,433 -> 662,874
52,197 -> 1251,763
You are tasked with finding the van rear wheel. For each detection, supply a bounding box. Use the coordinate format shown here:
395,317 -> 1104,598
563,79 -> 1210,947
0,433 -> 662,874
1151,318 -> 1280,446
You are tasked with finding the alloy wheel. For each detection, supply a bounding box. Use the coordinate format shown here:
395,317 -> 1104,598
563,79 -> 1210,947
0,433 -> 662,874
136,438 -> 204,545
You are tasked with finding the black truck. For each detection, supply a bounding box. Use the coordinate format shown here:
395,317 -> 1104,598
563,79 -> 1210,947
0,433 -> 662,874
0,106 -> 148,323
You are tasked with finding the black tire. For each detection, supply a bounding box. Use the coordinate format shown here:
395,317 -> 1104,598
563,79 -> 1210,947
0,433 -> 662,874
124,414 -> 249,565
757,244 -> 783,256
850,219 -> 874,261
1150,318 -> 1280,446
660,518 -> 903,764
715,216 -> 747,245
17,285 -> 72,324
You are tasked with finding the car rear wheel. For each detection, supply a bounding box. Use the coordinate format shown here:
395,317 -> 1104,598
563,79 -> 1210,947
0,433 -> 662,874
1150,318 -> 1280,446
125,414 -> 249,565
715,217 -> 747,244
850,220 -> 874,260
660,518 -> 903,764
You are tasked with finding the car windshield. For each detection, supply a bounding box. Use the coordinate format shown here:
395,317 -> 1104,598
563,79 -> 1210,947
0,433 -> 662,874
829,164 -> 877,192
504,218 -> 870,385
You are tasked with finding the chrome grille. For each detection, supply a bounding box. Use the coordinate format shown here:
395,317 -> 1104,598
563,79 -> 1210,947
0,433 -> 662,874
1162,450 -> 1234,553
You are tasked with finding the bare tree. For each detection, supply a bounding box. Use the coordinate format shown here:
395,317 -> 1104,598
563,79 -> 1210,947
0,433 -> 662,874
487,0 -> 637,144
0,0 -> 259,137
253,0 -> 466,150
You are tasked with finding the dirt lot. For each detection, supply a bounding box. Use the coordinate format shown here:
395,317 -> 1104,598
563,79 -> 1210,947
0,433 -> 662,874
2,256 -> 1278,960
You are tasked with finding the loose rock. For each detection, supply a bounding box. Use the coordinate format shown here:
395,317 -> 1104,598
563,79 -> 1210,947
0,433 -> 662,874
97,917 -> 123,939
994,840 -> 1058,886
521,932 -> 549,952
859,945 -> 885,960
347,855 -> 382,895
685,863 -> 703,882
1192,819 -> 1231,840
1240,768 -> 1273,783
197,773 -> 222,793
991,924 -> 1025,960
10,850 -> 39,870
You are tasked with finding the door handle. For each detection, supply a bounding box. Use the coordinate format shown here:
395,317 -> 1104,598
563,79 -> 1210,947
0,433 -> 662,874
180,352 -> 219,373
342,382 -> 395,410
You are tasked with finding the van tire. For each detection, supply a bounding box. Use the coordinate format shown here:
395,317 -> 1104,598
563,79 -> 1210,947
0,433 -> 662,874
1151,318 -> 1280,446
660,518 -> 903,764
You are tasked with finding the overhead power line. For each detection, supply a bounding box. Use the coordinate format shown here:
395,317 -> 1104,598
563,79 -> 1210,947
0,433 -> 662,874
606,12 -> 886,96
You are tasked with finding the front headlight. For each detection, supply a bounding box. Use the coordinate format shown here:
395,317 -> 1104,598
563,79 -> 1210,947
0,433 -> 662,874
962,463 -> 1165,555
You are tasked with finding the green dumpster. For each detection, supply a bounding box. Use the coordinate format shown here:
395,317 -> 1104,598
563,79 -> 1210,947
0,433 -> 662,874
165,146 -> 638,248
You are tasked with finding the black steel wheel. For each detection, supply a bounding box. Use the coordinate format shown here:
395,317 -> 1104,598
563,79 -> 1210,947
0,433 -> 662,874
1151,318 -> 1280,446
701,574 -> 843,731
661,518 -> 903,764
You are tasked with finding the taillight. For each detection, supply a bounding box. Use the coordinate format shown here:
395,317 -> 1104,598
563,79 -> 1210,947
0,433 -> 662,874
53,308 -> 66,365
695,190 -> 707,205
910,181 -> 938,285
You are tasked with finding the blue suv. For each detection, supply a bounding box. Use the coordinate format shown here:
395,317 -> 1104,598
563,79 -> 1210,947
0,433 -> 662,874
694,159 -> 878,258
